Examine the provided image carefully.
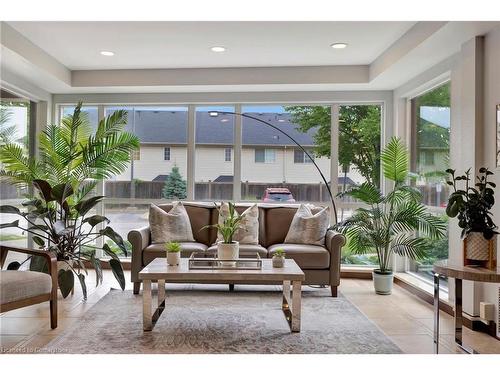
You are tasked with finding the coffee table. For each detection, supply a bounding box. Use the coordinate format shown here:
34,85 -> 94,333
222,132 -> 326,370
138,257 -> 305,332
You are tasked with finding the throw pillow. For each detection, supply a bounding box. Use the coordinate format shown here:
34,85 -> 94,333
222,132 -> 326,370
216,203 -> 259,244
284,204 -> 330,245
149,202 -> 195,243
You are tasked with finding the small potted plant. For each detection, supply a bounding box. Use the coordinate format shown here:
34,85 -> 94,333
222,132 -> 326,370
446,167 -> 498,269
272,248 -> 286,268
165,242 -> 181,266
202,202 -> 244,265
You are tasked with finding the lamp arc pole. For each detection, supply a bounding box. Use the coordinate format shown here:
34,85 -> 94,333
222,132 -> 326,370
211,111 -> 338,224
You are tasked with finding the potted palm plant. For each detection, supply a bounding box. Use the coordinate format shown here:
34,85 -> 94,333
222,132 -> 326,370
0,102 -> 139,299
165,241 -> 181,266
445,167 -> 498,269
203,202 -> 244,264
334,137 -> 447,294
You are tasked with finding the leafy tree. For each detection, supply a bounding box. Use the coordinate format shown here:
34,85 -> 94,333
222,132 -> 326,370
162,165 -> 187,199
0,102 -> 139,203
285,105 -> 381,188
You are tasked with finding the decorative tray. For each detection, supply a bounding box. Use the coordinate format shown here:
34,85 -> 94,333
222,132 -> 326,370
188,253 -> 262,270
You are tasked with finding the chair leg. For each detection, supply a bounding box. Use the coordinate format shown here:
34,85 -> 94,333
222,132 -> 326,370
133,282 -> 141,295
229,284 -> 235,292
50,298 -> 57,329
331,285 -> 338,297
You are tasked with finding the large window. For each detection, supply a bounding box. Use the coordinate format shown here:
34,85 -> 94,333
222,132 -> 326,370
408,82 -> 451,283
0,99 -> 30,249
103,106 -> 189,248
194,106 -> 234,201
241,105 -> 331,204
337,105 -> 382,266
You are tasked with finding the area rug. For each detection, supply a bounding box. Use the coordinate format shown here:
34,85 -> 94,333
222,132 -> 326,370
43,286 -> 402,354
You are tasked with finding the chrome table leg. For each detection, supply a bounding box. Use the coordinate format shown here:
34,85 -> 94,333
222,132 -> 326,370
454,278 -> 478,354
282,280 -> 301,332
143,279 -> 152,331
433,273 -> 440,354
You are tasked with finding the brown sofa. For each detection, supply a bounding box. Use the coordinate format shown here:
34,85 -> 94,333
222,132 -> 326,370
129,202 -> 345,297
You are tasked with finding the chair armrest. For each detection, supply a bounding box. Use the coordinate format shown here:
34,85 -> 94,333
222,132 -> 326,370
128,226 -> 151,282
325,230 -> 346,287
0,245 -> 58,294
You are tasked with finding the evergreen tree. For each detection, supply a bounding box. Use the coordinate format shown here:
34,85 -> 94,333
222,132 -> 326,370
162,165 -> 187,199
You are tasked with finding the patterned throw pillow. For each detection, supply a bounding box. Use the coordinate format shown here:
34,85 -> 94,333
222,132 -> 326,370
216,203 -> 259,245
284,204 -> 330,245
149,202 -> 195,243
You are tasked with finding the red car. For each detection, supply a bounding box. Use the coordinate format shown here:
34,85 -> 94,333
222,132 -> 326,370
262,188 -> 296,203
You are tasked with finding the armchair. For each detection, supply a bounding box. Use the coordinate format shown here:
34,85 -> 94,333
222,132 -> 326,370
0,245 -> 58,329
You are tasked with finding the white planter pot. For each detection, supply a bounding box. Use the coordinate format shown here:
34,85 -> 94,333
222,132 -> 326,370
166,251 -> 180,266
372,270 -> 394,295
272,256 -> 285,268
217,241 -> 239,266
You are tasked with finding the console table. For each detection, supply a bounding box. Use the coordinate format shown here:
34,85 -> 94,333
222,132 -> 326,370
433,260 -> 500,354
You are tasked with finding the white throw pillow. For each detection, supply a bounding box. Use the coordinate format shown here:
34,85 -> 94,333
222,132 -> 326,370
216,203 -> 259,245
284,204 -> 330,246
149,202 -> 195,244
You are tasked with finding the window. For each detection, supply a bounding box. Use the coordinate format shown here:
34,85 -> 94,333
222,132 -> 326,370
0,99 -> 30,249
242,105 -> 330,204
195,106 -> 234,201
103,106 -> 189,254
408,82 -> 450,284
132,148 -> 141,160
224,147 -> 232,162
337,104 -> 382,266
294,149 -> 314,163
255,148 -> 276,163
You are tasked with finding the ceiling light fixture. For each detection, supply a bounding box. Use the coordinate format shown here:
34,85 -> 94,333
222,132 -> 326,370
210,46 -> 226,53
100,51 -> 115,56
330,43 -> 348,49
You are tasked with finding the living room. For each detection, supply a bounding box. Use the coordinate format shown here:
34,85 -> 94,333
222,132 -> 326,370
1,1 -> 500,372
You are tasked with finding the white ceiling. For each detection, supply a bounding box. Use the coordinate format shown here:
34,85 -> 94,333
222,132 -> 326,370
7,21 -> 415,70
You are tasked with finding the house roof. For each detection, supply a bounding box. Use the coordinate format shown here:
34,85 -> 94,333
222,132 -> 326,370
152,174 -> 170,182
121,110 -> 317,147
209,175 -> 358,185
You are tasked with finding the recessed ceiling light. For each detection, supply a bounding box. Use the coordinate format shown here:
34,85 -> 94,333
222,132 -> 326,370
100,51 -> 114,56
220,118 -> 229,123
211,46 -> 226,53
330,43 -> 348,49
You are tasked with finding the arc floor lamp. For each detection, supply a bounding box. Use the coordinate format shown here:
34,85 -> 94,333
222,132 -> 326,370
208,110 -> 338,224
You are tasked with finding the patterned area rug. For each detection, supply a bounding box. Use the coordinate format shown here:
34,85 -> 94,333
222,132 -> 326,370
43,286 -> 402,354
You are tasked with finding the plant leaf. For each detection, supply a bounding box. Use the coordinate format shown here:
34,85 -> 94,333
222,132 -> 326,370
0,220 -> 19,229
0,205 -> 21,214
58,269 -> 74,298
77,273 -> 87,300
109,258 -> 125,290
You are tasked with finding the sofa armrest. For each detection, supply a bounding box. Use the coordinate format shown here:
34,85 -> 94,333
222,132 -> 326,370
128,226 -> 151,283
325,230 -> 346,287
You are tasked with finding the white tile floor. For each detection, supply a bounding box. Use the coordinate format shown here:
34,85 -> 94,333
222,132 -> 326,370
1,270 -> 499,354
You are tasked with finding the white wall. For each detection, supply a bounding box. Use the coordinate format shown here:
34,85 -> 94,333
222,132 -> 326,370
481,26 -> 500,327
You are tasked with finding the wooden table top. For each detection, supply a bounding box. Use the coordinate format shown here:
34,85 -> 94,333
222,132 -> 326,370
433,260 -> 500,283
139,258 -> 305,282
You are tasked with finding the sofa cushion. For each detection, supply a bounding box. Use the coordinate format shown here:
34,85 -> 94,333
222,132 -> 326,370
149,202 -> 195,243
142,242 -> 207,265
268,244 -> 330,269
0,270 -> 52,305
284,204 -> 330,246
156,202 -> 214,245
207,244 -> 268,258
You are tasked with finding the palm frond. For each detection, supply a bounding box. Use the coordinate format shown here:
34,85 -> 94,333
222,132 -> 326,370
0,143 -> 40,185
342,182 -> 383,204
381,137 -> 408,183
391,234 -> 430,260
